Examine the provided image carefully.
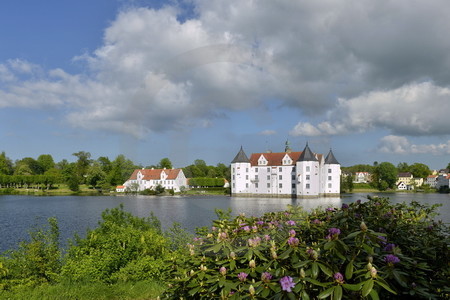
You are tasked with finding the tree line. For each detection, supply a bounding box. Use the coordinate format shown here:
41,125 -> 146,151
0,151 -> 231,192
341,161 -> 449,191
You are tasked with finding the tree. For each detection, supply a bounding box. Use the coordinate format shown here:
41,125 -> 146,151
0,152 -> 13,175
372,162 -> 397,191
37,154 -> 55,173
86,163 -> 106,188
107,155 -> 137,186
72,151 -> 92,182
410,163 -> 430,179
15,157 -> 43,175
397,162 -> 410,173
158,158 -> 173,169
97,156 -> 112,174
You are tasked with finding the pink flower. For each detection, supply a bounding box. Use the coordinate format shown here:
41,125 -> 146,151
237,272 -> 248,282
280,276 -> 296,292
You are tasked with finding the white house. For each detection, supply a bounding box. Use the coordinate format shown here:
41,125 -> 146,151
231,143 -> 341,198
122,168 -> 187,192
354,172 -> 371,183
426,175 -> 438,188
436,174 -> 450,190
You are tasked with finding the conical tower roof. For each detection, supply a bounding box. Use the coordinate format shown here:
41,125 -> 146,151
325,149 -> 340,165
231,146 -> 250,163
297,143 -> 318,162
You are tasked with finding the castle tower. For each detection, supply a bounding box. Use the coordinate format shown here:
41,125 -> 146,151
231,146 -> 251,195
296,143 -> 320,198
323,148 -> 341,196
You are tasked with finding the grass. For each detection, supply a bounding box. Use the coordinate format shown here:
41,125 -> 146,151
0,184 -> 109,196
0,280 -> 165,300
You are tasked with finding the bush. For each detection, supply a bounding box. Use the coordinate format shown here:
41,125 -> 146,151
61,205 -> 169,283
164,197 -> 450,299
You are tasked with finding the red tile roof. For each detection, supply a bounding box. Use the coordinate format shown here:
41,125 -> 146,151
249,152 -> 323,166
128,169 -> 181,181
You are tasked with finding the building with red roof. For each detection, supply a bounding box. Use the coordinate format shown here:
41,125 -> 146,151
122,168 -> 187,192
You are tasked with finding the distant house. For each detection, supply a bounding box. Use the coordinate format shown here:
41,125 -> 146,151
354,172 -> 371,183
436,174 -> 450,189
426,175 -> 438,188
397,181 -> 408,190
396,172 -> 414,190
123,168 -> 187,192
116,185 -> 126,192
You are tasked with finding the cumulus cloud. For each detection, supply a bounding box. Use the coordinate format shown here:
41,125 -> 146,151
1,1 -> 450,137
378,135 -> 450,155
290,82 -> 450,136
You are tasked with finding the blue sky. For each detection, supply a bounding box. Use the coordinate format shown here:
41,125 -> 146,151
1,0 -> 450,169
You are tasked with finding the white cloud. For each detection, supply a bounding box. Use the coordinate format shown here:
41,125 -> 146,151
291,82 -> 450,136
378,135 -> 450,155
1,1 -> 450,137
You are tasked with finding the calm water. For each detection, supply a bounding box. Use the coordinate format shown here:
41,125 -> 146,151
0,193 -> 449,253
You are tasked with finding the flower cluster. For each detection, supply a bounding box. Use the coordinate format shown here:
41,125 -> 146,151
280,276 -> 296,292
384,254 -> 400,265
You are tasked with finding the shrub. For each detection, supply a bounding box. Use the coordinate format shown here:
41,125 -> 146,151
164,197 -> 450,299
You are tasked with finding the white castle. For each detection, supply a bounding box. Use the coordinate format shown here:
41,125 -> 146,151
231,142 -> 341,198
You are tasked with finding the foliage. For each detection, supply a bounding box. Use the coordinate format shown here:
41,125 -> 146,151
61,205 -> 169,283
164,197 -> 450,299
371,162 -> 397,191
2,217 -> 61,287
190,177 -> 226,187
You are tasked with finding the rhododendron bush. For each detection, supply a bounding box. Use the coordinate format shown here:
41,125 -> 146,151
164,197 -> 449,299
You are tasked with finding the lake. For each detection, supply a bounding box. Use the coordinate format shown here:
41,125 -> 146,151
0,192 -> 449,253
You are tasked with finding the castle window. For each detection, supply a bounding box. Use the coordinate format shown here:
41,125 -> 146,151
279,183 -> 282,188
267,175 -> 270,180
306,166 -> 310,172
328,183 -> 332,188
328,168 -> 332,173
279,167 -> 282,172
267,183 -> 270,188
292,175 -> 295,180
246,175 -> 249,180
279,175 -> 282,180
255,168 -> 258,172
292,183 -> 296,188
246,183 -> 248,188
306,175 -> 310,180
267,167 -> 270,172
255,183 -> 258,188
306,183 -> 310,189
328,176 -> 332,180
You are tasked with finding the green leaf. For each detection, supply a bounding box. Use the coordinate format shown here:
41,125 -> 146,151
312,262 -> 319,278
392,270 -> 408,287
261,287 -> 270,298
375,279 -> 397,294
293,260 -> 310,268
301,290 -> 310,300
278,248 -> 293,260
345,231 -> 362,239
362,279 -> 374,297
342,283 -> 362,291
324,241 -> 334,250
188,286 -> 201,296
318,286 -> 335,299
369,289 -> 380,300
362,244 -> 374,255
345,261 -> 354,280
318,262 -> 332,277
333,285 -> 343,300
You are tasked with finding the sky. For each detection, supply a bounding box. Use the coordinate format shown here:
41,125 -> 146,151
1,0 -> 450,169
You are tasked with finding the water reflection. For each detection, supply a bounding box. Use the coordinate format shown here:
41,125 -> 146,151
0,193 -> 448,253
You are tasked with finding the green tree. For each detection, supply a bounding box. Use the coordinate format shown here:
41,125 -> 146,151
37,154 -> 55,173
72,151 -> 92,182
86,162 -> 107,188
0,151 -> 13,175
410,163 -> 431,179
97,156 -> 112,174
15,157 -> 43,175
158,157 -> 173,169
107,155 -> 137,186
372,162 -> 397,191
397,162 -> 410,173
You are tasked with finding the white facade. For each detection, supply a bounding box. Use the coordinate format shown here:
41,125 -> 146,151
231,144 -> 341,198
426,175 -> 438,188
123,168 -> 187,192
